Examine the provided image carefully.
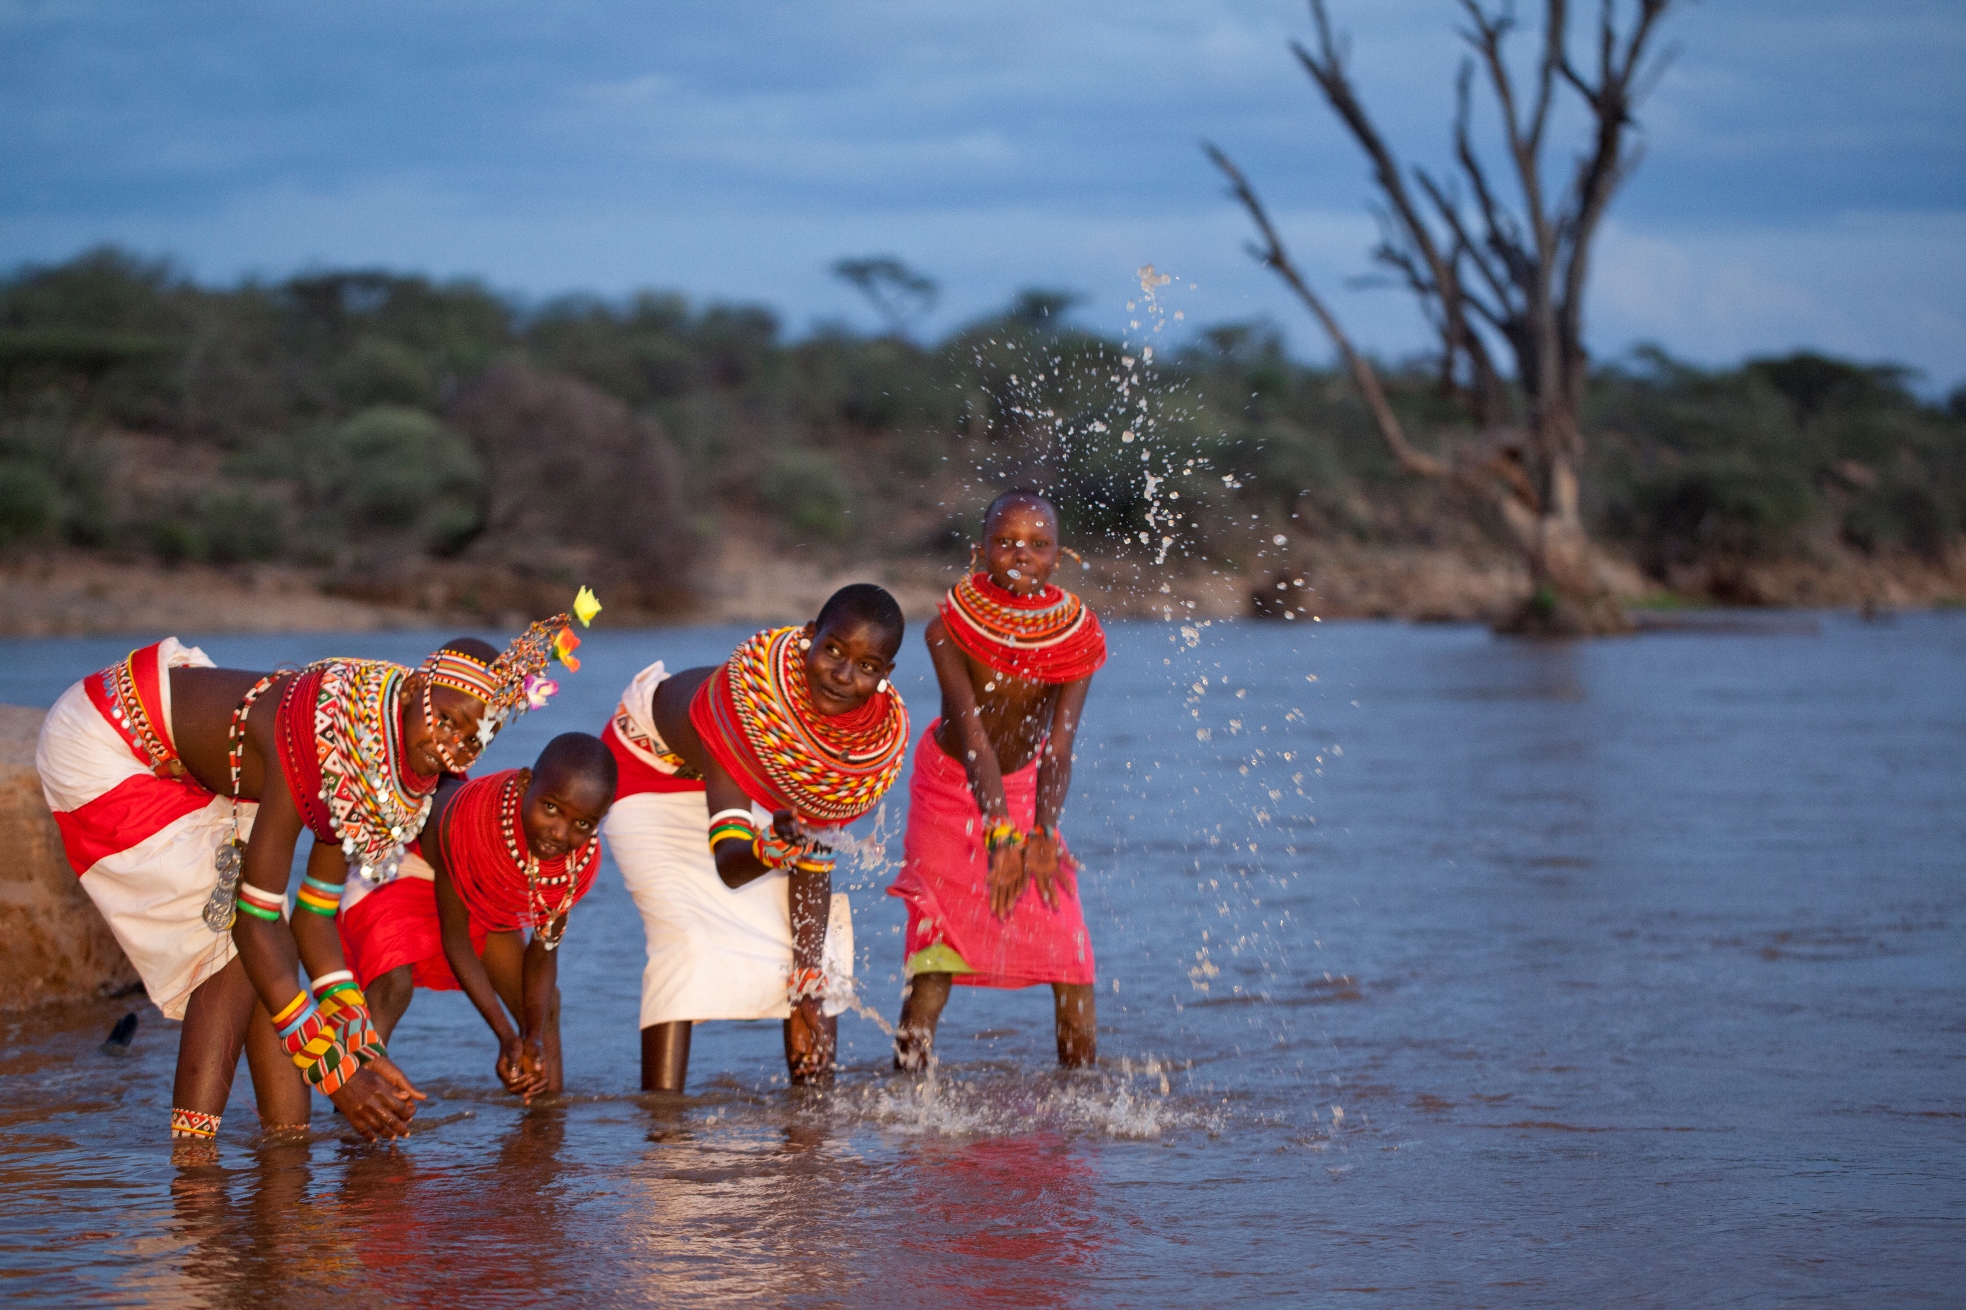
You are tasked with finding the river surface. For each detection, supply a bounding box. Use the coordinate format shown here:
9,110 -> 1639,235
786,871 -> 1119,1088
1,612 -> 1961,1305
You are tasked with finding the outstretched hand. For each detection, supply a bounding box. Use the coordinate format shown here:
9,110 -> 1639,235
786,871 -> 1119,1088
987,843 -> 1029,920
330,1058 -> 428,1141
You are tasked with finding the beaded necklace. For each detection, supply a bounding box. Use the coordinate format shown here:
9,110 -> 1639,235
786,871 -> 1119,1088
494,772 -> 596,951
201,673 -> 281,932
693,626 -> 909,824
940,572 -> 1107,685
284,659 -> 437,885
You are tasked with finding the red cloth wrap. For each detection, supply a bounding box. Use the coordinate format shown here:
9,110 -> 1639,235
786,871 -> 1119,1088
337,868 -> 485,991
939,573 -> 1107,685
886,720 -> 1095,988
274,667 -> 338,847
442,770 -> 598,934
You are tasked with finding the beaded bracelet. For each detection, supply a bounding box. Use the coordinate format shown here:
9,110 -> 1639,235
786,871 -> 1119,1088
707,808 -> 757,855
314,978 -> 385,1063
236,882 -> 285,922
787,966 -> 827,1004
295,875 -> 344,917
273,992 -> 358,1095
985,821 -> 1025,853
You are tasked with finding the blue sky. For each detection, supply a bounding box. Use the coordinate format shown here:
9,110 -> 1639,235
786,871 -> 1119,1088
3,1 -> 1962,389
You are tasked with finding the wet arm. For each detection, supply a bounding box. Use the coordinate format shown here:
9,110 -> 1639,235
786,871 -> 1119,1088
926,617 -> 1011,821
435,862 -> 519,1049
1036,677 -> 1091,830
521,934 -> 558,1047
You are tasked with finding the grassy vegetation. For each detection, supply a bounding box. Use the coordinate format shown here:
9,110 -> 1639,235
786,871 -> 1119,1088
3,247 -> 1961,612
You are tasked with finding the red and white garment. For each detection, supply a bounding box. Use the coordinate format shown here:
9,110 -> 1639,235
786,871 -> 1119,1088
599,658 -> 854,1027
35,639 -> 258,1020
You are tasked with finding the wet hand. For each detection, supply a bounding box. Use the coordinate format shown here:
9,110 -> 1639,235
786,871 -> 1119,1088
987,844 -> 1028,920
496,1034 -> 549,1102
1025,830 -> 1063,910
786,998 -> 833,1081
330,1060 -> 426,1141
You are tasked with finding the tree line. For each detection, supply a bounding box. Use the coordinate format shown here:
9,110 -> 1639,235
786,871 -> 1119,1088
1,247 -> 1960,616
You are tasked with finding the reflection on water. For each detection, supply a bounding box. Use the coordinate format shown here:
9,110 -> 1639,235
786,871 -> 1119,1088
1,614 -> 1962,1304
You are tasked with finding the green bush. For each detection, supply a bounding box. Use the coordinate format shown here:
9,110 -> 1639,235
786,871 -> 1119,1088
0,460 -> 57,544
309,406 -> 484,553
758,447 -> 853,543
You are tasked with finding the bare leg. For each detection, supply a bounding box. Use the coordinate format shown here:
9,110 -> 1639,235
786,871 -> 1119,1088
641,1021 -> 691,1092
894,972 -> 953,1071
540,987 -> 564,1093
366,965 -> 414,1044
243,998 -> 310,1131
173,956 -> 260,1122
1053,983 -> 1096,1068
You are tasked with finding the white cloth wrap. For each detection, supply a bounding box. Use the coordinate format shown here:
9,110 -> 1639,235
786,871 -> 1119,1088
35,639 -> 261,1020
604,790 -> 854,1028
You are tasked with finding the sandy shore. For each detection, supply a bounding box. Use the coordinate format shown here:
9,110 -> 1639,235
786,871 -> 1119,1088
2,539 -> 1959,638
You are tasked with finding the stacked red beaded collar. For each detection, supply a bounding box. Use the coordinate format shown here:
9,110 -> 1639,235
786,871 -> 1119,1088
939,571 -> 1107,685
690,626 -> 909,825
442,769 -> 598,947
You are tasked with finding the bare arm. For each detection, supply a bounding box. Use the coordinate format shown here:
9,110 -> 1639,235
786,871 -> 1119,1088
1035,676 -> 1090,831
1024,676 -> 1092,907
232,734 -> 422,1138
926,616 -> 1014,823
520,934 -> 558,1057
434,859 -> 545,1099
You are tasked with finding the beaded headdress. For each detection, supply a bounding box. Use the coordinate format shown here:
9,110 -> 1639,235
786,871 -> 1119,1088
421,586 -> 601,748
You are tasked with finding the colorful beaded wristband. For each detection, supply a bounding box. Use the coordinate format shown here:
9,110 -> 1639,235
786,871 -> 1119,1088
295,875 -> 344,917
985,821 -> 1025,853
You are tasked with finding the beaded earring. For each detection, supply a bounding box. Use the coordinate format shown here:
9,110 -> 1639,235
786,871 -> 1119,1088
877,679 -> 889,693
798,636 -> 812,650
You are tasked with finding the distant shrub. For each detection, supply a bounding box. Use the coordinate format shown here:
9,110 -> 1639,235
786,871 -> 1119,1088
758,447 -> 854,543
309,406 -> 484,554
0,460 -> 57,545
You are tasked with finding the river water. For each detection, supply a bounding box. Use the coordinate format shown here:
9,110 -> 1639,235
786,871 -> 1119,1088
1,612 -> 1961,1305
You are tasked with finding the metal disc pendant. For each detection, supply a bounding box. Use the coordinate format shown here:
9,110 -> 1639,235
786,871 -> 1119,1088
203,841 -> 244,932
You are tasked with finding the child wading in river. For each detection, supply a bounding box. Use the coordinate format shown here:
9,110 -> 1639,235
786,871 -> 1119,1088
889,490 -> 1108,1069
338,732 -> 617,1100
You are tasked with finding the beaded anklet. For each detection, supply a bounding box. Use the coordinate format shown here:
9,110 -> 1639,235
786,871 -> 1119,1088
170,1107 -> 221,1140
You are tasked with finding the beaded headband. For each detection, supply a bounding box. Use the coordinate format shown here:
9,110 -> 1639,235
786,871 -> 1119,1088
424,650 -> 498,704
422,586 -> 601,747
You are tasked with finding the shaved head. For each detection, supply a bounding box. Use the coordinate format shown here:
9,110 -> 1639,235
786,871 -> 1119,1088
533,732 -> 618,798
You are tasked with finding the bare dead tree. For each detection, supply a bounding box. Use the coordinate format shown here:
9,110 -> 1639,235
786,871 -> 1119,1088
1207,0 -> 1672,634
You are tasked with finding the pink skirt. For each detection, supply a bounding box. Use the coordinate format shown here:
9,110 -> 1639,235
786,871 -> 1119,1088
887,721 -> 1095,988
